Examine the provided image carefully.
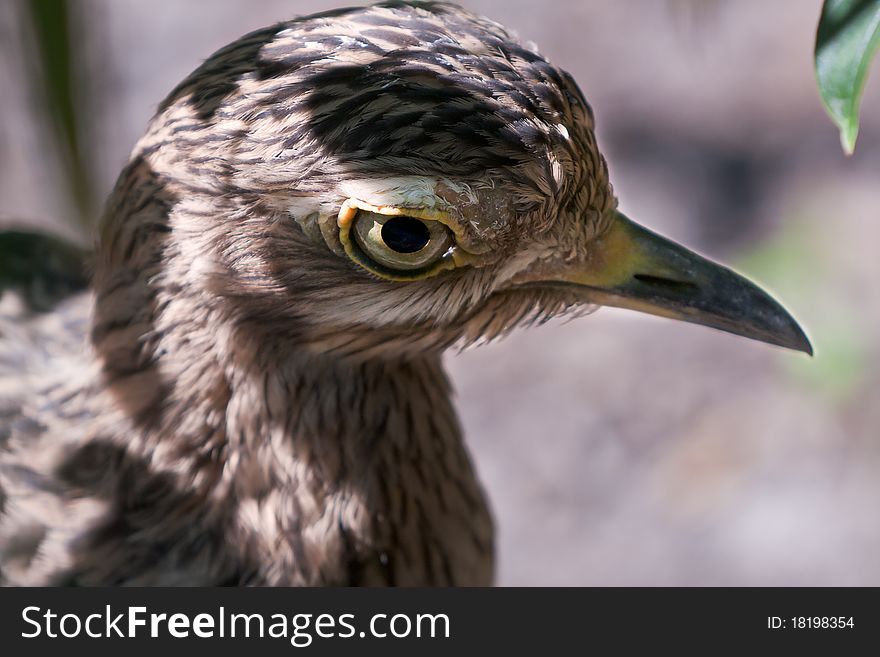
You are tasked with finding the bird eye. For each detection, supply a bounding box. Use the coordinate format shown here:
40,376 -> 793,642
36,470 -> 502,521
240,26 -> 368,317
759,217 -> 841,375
381,217 -> 431,253
348,211 -> 453,273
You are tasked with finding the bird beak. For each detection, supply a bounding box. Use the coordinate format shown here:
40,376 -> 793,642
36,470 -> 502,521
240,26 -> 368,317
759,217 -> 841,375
533,211 -> 812,354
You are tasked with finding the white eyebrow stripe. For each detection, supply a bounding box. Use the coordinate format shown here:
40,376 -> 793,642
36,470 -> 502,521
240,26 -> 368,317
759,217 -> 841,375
340,176 -> 440,209
338,176 -> 478,211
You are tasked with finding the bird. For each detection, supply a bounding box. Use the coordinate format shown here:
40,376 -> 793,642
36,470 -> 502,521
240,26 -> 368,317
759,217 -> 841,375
0,1 -> 810,586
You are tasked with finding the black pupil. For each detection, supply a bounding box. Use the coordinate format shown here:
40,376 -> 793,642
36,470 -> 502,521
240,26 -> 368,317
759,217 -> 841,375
381,217 -> 431,253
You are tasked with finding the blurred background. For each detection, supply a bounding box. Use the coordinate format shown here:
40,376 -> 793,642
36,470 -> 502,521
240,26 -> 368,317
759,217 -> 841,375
1,0 -> 878,585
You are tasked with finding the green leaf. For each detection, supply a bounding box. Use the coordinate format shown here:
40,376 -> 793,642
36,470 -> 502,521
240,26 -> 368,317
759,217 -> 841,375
815,0 -> 880,154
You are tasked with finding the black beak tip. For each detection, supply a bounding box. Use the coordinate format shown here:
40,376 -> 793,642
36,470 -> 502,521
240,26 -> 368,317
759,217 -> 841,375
790,324 -> 814,357
767,309 -> 813,356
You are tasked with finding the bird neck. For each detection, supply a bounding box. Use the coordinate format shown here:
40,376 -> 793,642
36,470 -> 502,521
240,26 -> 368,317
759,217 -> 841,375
90,289 -> 494,584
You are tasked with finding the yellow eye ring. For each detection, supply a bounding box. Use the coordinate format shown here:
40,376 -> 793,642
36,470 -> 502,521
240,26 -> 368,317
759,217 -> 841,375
337,199 -> 468,281
352,211 -> 452,271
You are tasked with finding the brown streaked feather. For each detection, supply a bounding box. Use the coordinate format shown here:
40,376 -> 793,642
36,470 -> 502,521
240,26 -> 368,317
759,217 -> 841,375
0,1 -> 613,585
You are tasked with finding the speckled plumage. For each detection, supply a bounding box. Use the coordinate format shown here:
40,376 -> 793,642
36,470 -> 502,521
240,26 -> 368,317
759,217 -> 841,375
1,1 -> 613,585
0,1 -> 808,586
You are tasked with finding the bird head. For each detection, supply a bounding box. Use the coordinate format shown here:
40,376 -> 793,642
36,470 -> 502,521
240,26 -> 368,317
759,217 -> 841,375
95,1 -> 810,365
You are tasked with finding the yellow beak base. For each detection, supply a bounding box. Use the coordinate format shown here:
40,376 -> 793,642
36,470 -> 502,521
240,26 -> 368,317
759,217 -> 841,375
530,212 -> 812,355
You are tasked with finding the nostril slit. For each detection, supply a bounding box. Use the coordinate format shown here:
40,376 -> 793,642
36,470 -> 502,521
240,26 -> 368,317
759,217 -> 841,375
633,273 -> 698,291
